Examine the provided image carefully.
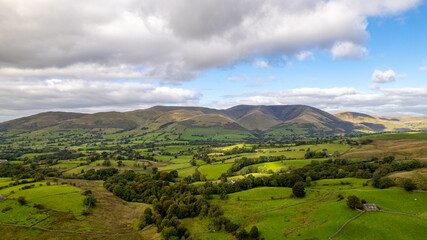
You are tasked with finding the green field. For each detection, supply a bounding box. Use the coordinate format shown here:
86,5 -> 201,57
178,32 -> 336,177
335,212 -> 427,240
362,131 -> 427,140
6,184 -> 86,217
198,163 -> 233,179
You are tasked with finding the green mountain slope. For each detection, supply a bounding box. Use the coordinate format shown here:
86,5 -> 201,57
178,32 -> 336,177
0,105 -> 369,141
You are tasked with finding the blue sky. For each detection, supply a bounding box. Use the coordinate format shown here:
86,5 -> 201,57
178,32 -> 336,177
184,3 -> 427,107
0,0 -> 426,121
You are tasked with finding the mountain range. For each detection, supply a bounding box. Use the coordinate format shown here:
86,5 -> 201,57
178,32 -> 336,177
1,105 -> 426,141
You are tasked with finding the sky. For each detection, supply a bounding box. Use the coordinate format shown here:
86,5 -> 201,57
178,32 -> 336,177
0,0 -> 426,122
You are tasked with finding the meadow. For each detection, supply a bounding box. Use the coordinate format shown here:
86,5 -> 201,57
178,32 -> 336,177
0,131 -> 426,240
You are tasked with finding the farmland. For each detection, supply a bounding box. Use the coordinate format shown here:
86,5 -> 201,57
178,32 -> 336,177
0,129 -> 426,239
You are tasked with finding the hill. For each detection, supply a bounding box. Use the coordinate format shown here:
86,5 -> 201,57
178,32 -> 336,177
334,111 -> 427,132
0,105 -> 360,141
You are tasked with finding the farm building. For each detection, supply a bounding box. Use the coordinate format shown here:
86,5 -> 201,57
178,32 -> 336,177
363,203 -> 380,211
0,159 -> 7,164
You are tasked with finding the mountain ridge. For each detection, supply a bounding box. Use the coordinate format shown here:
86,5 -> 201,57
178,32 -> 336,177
1,105 -> 426,141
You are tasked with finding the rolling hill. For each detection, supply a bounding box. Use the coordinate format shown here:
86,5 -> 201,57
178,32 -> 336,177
1,105 -> 425,142
334,111 -> 427,132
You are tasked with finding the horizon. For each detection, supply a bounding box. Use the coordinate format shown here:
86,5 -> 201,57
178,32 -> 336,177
0,1 -> 426,122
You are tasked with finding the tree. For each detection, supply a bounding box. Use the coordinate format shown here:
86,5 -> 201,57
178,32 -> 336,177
372,172 -> 381,188
102,160 -> 111,166
292,182 -> 306,198
347,195 -> 363,210
403,179 -> 417,191
249,226 -> 259,239
83,194 -> 97,208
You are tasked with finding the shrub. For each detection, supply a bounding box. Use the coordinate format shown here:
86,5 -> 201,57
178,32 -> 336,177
292,182 -> 306,198
81,209 -> 91,216
379,177 -> 395,189
225,222 -> 239,233
83,190 -> 92,196
33,203 -> 45,209
403,179 -> 417,191
347,195 -> 363,210
2,206 -> 12,213
17,196 -> 26,205
249,226 -> 259,239
235,229 -> 249,240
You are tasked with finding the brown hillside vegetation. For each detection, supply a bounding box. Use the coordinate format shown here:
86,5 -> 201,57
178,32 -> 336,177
334,111 -> 427,132
342,139 -> 427,160
389,169 -> 427,190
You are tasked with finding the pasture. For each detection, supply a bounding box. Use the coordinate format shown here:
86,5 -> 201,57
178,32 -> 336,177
198,163 -> 233,179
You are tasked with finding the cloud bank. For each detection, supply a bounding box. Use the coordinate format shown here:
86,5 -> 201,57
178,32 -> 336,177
0,79 -> 199,122
216,87 -> 427,116
0,0 -> 420,83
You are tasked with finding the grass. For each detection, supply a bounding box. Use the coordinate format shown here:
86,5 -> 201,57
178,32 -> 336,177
198,163 -> 233,180
0,200 -> 49,225
228,187 -> 293,201
5,183 -> 86,218
177,166 -> 197,178
208,180 -> 427,240
341,186 -> 427,215
253,159 -> 330,173
362,131 -> 427,140
334,211 -> 427,240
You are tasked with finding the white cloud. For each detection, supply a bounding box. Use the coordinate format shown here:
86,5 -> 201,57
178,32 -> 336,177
296,51 -> 314,61
214,87 -> 427,116
247,83 -> 262,87
227,76 -> 249,81
253,60 -> 271,69
0,79 -> 199,121
420,62 -> 427,71
256,76 -> 276,81
331,42 -> 368,60
371,69 -> 396,83
0,0 -> 420,82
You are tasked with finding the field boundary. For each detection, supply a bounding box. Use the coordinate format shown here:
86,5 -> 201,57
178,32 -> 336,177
329,211 -> 365,240
379,210 -> 427,220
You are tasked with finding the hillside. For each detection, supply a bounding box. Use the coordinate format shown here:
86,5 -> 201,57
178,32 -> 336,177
334,111 -> 427,132
0,105 -> 358,141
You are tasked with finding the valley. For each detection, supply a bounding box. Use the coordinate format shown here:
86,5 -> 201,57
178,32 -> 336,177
0,106 -> 426,239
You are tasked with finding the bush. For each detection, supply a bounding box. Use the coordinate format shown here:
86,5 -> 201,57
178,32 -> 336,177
249,226 -> 259,239
403,179 -> 417,191
379,177 -> 395,189
235,229 -> 249,240
292,182 -> 306,198
2,206 -> 12,213
347,195 -> 363,210
17,196 -> 26,205
33,203 -> 45,209
83,190 -> 92,196
82,209 -> 91,216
